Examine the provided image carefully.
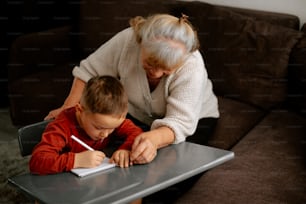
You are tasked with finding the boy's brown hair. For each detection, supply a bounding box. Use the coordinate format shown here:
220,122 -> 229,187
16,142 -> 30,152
80,75 -> 128,118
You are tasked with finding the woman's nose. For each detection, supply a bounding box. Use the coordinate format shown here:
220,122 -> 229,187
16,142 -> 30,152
151,69 -> 164,77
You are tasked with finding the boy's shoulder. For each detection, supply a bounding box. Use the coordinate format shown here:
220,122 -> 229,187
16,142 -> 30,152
117,119 -> 143,133
47,107 -> 78,129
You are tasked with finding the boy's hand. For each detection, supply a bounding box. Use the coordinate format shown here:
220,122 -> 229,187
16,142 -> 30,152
110,149 -> 131,168
74,150 -> 105,168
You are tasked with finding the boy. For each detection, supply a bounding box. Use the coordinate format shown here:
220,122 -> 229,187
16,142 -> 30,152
29,75 -> 143,175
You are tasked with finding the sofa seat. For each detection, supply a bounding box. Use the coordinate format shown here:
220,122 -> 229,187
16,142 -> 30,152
177,110 -> 306,203
208,97 -> 267,150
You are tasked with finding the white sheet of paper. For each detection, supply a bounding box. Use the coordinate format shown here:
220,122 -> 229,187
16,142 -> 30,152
71,158 -> 116,177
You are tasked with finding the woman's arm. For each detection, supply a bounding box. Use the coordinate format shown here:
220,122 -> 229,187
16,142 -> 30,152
146,126 -> 175,149
45,77 -> 85,120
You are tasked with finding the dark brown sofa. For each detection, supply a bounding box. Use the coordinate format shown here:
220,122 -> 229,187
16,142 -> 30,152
8,0 -> 306,203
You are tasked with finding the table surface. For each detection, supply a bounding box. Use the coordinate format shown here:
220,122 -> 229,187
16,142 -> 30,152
9,142 -> 234,204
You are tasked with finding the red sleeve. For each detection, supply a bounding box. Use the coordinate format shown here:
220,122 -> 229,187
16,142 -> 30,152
114,119 -> 143,150
29,121 -> 75,175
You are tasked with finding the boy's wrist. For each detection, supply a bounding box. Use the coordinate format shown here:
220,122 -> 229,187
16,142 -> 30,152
73,153 -> 80,168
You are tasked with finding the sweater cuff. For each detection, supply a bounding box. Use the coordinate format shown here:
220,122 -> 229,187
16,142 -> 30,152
151,121 -> 185,144
66,152 -> 76,170
72,66 -> 92,82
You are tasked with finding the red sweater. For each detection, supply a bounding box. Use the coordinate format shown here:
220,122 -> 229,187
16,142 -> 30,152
29,107 -> 143,175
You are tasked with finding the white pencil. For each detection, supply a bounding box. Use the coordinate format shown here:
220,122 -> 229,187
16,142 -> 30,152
71,135 -> 94,151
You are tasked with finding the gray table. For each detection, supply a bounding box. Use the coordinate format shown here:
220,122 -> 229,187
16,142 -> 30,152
9,142 -> 234,204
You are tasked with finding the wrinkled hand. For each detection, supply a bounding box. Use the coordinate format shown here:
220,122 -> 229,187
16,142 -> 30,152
44,107 -> 65,120
130,133 -> 157,164
74,150 -> 105,168
110,149 -> 131,168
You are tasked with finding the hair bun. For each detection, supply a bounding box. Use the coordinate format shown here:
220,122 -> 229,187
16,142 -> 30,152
179,13 -> 189,23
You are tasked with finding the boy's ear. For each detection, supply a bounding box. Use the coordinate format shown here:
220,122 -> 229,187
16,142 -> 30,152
75,103 -> 84,112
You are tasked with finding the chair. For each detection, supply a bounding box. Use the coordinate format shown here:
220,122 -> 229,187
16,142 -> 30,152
18,120 -> 51,157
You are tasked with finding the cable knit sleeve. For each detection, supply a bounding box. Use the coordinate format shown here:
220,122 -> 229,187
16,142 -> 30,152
151,51 -> 219,144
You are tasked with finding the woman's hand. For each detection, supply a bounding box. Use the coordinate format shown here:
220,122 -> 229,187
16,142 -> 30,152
110,149 -> 131,168
44,106 -> 65,120
130,132 -> 158,164
130,126 -> 175,165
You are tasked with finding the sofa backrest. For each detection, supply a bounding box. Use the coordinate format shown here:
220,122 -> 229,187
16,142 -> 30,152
219,6 -> 300,30
167,1 -> 303,110
77,0 -> 303,111
77,0 -> 171,58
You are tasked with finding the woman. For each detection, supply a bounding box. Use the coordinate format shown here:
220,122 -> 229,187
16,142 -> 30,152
45,13 -> 219,166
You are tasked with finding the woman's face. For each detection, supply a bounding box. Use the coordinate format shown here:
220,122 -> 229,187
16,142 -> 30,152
76,104 -> 125,141
141,48 -> 175,80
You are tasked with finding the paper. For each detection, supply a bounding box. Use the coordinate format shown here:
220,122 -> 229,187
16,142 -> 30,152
71,157 -> 116,177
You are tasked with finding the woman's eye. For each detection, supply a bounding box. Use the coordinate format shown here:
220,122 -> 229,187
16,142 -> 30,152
144,61 -> 153,68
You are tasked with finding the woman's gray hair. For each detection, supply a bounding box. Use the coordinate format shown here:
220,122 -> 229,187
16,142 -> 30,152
130,14 -> 199,70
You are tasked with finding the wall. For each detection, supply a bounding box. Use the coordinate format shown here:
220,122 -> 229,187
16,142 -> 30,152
185,0 -> 306,29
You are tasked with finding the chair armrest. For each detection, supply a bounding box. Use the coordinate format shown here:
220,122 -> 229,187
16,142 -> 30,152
8,25 -> 76,81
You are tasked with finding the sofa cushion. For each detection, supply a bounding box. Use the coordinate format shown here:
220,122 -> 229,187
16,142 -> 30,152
207,96 -> 266,150
176,110 -> 306,203
203,8 -> 303,110
169,2 -> 303,110
8,26 -> 74,81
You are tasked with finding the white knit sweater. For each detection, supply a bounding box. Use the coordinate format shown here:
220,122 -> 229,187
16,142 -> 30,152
73,28 -> 219,143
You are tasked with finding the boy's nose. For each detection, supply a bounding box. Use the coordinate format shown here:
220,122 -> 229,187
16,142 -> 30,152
99,131 -> 109,138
